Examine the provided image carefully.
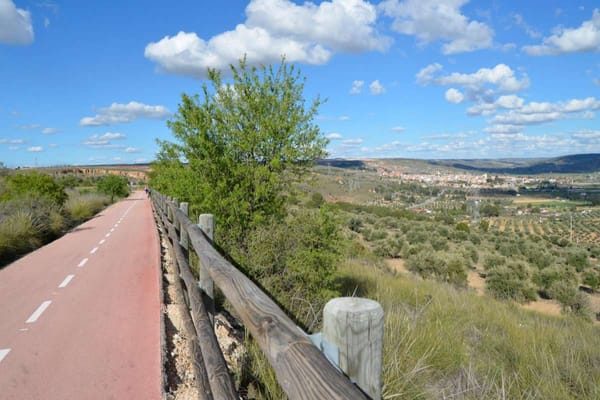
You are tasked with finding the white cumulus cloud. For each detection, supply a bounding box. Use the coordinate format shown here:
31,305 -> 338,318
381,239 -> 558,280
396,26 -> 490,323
27,146 -> 43,152
350,80 -> 364,94
0,0 -> 34,45
326,132 -> 343,140
369,79 -> 385,95
417,63 -> 529,104
445,88 -> 464,103
380,0 -> 493,54
145,0 -> 390,78
523,9 -> 600,55
80,101 -> 170,126
418,63 -> 528,92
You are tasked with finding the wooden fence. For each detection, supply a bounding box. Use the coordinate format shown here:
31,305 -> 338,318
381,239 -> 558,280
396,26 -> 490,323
151,191 -> 383,400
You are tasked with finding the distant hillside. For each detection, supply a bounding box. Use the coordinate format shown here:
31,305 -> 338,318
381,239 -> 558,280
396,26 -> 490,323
429,154 -> 600,175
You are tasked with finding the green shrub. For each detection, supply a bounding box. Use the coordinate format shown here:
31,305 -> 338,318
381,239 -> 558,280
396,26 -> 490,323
532,265 -> 577,294
406,248 -> 467,286
347,216 -> 363,232
548,281 -> 591,318
65,193 -> 109,222
565,248 -> 589,272
239,207 -> 340,329
486,266 -> 537,302
306,192 -> 324,208
0,211 -> 43,263
479,219 -> 490,232
483,253 -> 506,270
1,171 -> 67,205
582,268 -> 600,291
455,221 -> 470,233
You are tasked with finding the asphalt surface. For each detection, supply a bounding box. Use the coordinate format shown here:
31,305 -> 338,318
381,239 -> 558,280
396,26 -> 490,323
0,191 -> 162,399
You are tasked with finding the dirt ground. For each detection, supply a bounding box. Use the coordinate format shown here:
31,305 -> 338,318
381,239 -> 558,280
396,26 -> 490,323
467,270 -> 486,296
385,258 -> 409,274
521,298 -> 562,316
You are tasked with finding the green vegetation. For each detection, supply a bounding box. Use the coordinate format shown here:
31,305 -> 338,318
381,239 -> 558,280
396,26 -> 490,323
0,171 -> 67,205
341,260 -> 600,400
0,171 -> 116,266
149,59 -> 600,398
96,174 -> 129,202
150,58 -> 326,248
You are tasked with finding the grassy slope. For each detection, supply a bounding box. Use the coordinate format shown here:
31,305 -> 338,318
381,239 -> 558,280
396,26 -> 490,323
340,259 -> 600,400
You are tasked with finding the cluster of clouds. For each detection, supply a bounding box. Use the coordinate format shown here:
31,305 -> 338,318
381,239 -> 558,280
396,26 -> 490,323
523,9 -> 600,55
141,0 -> 600,79
417,63 -> 530,103
350,79 -> 385,95
417,61 -> 600,146
83,132 -> 140,154
80,101 -> 170,126
333,128 -> 600,160
145,0 -> 388,78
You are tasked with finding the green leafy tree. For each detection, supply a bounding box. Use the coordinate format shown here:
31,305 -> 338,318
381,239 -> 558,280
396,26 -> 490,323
1,171 -> 67,205
97,175 -> 129,202
150,58 -> 327,247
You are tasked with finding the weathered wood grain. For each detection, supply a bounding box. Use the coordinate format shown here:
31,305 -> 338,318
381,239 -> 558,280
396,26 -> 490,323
170,205 -> 369,400
198,214 -> 215,326
158,210 -> 238,399
323,297 -> 384,399
154,211 -> 213,400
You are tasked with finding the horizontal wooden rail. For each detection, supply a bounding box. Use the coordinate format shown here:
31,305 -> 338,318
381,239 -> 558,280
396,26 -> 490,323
152,192 -> 369,400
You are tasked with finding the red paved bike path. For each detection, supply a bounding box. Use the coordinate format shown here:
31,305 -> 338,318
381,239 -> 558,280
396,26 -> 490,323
0,191 -> 162,399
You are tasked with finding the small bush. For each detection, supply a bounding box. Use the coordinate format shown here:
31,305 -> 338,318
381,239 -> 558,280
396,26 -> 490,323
65,193 -> 109,222
565,248 -> 589,272
486,266 -> 536,302
548,281 -> 591,318
582,268 -> 600,291
455,221 -> 470,233
1,171 -> 67,205
0,211 -> 43,263
347,216 -> 363,232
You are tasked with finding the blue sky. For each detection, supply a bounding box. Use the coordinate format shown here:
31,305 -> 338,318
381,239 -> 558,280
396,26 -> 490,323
1,0 -> 600,167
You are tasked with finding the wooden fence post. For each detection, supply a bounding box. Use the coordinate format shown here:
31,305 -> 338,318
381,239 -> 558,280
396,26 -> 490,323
173,198 -> 179,232
322,297 -> 384,400
166,196 -> 173,222
198,214 -> 215,325
179,202 -> 189,260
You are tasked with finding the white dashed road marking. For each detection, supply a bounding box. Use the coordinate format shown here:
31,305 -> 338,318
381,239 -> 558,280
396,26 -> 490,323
26,301 -> 52,323
0,349 -> 10,364
110,228 -> 115,233
90,247 -> 98,254
58,275 -> 75,288
105,233 -> 110,238
78,258 -> 88,267
99,239 -> 105,245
